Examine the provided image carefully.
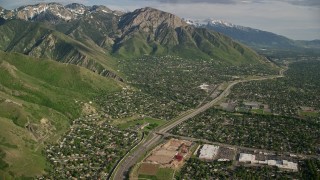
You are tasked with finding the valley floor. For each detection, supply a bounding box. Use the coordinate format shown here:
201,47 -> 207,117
113,58 -> 320,180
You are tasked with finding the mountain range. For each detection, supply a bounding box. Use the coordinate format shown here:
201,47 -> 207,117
192,19 -> 320,56
0,3 -> 272,79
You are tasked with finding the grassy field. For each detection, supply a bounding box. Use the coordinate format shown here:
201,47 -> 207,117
251,109 -> 264,114
155,168 -> 175,180
114,117 -> 166,132
0,51 -> 121,178
299,111 -> 319,117
138,167 -> 175,180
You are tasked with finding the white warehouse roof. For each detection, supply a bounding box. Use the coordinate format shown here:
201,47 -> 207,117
199,144 -> 219,160
239,153 -> 256,162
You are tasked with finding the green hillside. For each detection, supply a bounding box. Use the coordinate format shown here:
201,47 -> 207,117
115,28 -> 270,66
0,20 -> 120,80
112,8 -> 269,65
0,51 -> 120,178
0,8 -> 275,75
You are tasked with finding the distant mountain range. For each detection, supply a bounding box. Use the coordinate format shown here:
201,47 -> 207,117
0,3 -> 272,81
1,3 -> 318,64
185,19 -> 320,56
195,20 -> 320,54
0,3 -> 123,20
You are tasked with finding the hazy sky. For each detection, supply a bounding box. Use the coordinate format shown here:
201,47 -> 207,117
1,0 -> 319,40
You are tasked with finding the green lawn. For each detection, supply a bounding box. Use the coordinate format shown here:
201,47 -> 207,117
138,168 -> 175,180
299,111 -> 319,117
138,174 -> 157,180
251,109 -> 264,114
156,168 -> 175,180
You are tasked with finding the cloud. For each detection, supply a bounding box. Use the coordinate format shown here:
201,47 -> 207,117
143,0 -> 320,7
285,0 -> 320,7
0,0 -> 89,9
143,0 -> 237,4
2,0 -> 319,10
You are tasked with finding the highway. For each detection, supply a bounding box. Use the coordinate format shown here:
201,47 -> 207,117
112,72 -> 286,180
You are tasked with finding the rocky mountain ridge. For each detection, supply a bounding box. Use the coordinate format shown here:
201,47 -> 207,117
119,7 -> 188,33
0,3 -> 273,80
0,3 -> 122,21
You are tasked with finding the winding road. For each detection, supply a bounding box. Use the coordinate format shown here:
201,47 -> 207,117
112,69 -> 286,180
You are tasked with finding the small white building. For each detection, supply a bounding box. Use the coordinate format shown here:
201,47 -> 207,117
258,160 -> 268,165
199,144 -> 219,160
267,160 -> 277,166
218,159 -> 230,162
276,160 -> 298,171
239,153 -> 256,163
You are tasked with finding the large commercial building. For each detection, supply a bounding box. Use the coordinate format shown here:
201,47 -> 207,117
238,153 -> 298,171
199,144 -> 219,160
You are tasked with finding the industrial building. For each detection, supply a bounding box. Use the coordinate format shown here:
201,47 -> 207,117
199,144 -> 219,160
238,153 -> 298,171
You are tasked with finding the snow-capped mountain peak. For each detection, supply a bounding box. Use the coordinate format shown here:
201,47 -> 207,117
0,3 -> 123,21
182,18 -> 205,27
208,20 -> 235,27
204,19 -> 259,32
182,18 -> 239,28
